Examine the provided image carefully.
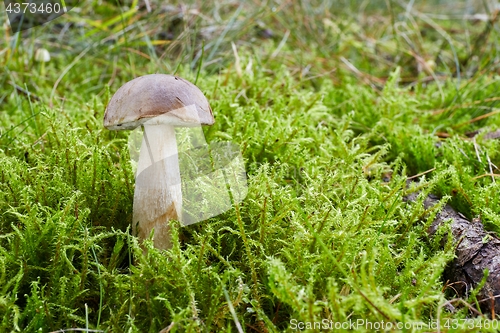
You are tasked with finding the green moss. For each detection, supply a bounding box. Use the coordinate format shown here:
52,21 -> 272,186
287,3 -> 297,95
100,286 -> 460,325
1,0 -> 500,332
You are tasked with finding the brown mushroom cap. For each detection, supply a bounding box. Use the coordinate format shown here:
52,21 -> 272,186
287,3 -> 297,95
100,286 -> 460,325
104,74 -> 214,130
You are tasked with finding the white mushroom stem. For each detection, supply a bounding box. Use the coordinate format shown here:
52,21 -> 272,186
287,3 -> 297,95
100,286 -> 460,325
133,124 -> 182,250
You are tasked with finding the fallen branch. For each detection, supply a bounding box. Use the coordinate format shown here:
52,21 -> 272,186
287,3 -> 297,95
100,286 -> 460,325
405,187 -> 500,316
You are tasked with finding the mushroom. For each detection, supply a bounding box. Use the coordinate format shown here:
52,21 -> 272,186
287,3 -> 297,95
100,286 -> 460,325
103,74 -> 214,250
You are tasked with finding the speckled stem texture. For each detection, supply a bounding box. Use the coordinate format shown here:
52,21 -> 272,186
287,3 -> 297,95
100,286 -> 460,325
133,124 -> 182,250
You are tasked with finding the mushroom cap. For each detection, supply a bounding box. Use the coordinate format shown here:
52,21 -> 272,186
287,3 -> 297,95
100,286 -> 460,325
104,74 -> 215,130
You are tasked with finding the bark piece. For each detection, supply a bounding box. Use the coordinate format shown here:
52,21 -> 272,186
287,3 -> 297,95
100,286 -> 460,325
404,189 -> 500,315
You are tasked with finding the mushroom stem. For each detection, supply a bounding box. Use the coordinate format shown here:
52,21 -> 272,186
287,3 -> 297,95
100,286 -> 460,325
133,124 -> 182,250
